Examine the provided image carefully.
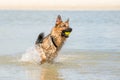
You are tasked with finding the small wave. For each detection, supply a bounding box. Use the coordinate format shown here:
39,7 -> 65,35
20,46 -> 41,64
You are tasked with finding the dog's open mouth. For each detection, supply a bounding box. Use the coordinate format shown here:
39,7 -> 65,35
61,28 -> 72,38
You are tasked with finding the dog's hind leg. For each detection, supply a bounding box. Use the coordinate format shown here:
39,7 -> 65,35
35,33 -> 44,44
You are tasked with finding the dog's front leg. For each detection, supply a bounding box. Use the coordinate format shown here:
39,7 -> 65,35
40,48 -> 47,64
47,53 -> 58,64
40,53 -> 46,64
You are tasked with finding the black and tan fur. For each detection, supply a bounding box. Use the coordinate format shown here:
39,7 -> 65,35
35,15 -> 72,64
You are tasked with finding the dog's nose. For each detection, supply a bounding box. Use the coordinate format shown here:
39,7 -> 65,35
68,28 -> 72,32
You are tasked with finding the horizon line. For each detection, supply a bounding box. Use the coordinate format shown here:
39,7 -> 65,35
0,5 -> 120,11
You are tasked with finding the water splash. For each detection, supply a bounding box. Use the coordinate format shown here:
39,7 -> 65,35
20,46 -> 41,64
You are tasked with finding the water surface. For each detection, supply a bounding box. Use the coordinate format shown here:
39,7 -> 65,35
0,10 -> 120,80
0,51 -> 120,80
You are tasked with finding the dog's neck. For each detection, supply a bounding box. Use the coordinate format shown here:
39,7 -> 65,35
50,36 -> 58,48
50,34 -> 66,50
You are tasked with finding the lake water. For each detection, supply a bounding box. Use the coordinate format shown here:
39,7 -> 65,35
0,10 -> 120,80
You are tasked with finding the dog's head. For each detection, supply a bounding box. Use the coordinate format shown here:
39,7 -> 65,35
51,15 -> 72,38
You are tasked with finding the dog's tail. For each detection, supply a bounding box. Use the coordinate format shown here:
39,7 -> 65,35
35,32 -> 44,44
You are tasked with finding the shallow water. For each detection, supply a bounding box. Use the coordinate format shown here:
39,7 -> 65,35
0,10 -> 120,80
0,11 -> 120,55
0,51 -> 120,80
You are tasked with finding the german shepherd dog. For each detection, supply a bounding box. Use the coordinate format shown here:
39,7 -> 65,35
35,15 -> 72,64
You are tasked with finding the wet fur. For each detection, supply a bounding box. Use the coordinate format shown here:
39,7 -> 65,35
35,15 -> 72,64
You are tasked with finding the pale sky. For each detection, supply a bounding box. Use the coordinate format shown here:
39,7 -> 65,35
0,0 -> 120,10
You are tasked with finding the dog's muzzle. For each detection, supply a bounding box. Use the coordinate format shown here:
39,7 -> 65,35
61,28 -> 72,38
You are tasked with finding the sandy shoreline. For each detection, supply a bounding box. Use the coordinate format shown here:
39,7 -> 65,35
0,4 -> 120,10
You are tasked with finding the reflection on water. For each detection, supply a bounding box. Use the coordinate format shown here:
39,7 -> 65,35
40,64 -> 62,80
23,63 -> 63,80
0,51 -> 120,80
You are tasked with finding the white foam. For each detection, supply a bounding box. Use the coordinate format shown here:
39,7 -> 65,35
20,46 -> 41,63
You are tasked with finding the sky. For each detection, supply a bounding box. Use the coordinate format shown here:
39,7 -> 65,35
0,0 -> 120,10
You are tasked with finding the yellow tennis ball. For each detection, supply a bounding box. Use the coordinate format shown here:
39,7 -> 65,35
65,32 -> 70,36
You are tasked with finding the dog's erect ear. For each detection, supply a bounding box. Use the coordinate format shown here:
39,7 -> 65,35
56,15 -> 62,25
65,18 -> 69,23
